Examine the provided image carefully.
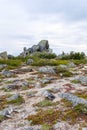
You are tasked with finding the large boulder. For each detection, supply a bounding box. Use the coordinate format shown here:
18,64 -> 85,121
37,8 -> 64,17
38,40 -> 49,52
32,45 -> 40,52
0,51 -> 8,59
20,40 -> 50,57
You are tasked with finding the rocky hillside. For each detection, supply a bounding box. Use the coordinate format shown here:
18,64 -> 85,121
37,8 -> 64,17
0,42 -> 87,130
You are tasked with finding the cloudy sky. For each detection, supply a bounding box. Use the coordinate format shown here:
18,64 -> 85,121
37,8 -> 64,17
0,0 -> 87,55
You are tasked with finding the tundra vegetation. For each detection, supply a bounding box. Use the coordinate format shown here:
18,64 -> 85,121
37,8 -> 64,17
0,41 -> 87,130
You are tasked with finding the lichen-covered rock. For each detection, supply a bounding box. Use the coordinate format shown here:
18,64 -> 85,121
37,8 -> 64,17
0,51 -> 8,59
0,106 -> 13,117
32,45 -> 40,52
68,62 -> 76,68
27,59 -> 34,65
38,66 -> 56,74
53,121 -> 70,130
20,40 -> 50,57
75,76 -> 87,85
7,94 -> 20,102
59,93 -> 87,106
38,40 -> 49,51
2,70 -> 14,77
0,64 -> 7,69
42,90 -> 55,100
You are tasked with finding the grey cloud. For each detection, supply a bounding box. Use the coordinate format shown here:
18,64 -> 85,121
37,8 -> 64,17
18,0 -> 87,21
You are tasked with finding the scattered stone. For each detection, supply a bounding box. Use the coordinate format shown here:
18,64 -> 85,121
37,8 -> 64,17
59,64 -> 68,69
59,92 -> 87,106
75,76 -> 87,85
50,88 -> 60,93
7,94 -> 20,102
42,90 -> 55,100
12,68 -> 33,74
38,66 -> 56,74
0,106 -> 13,117
68,62 -> 76,68
0,64 -> 7,69
25,128 -> 33,130
41,79 -> 51,84
53,121 -> 70,130
35,82 -> 41,88
27,59 -> 34,65
82,128 -> 87,130
5,84 -> 16,90
2,70 -> 14,77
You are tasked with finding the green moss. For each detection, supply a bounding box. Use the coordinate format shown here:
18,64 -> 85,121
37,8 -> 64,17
0,115 -> 5,122
27,109 -> 61,125
62,104 -> 87,124
0,59 -> 22,70
74,104 -> 87,114
55,66 -> 73,77
41,124 -> 52,130
62,71 -> 73,77
33,99 -> 59,108
61,99 -> 73,107
7,96 -> 24,105
0,95 -> 7,110
71,80 -> 80,84
33,100 -> 53,107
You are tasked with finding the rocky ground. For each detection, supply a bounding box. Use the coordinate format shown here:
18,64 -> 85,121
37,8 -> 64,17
0,64 -> 87,130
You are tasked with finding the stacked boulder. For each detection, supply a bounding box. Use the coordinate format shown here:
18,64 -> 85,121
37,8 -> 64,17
20,40 -> 51,57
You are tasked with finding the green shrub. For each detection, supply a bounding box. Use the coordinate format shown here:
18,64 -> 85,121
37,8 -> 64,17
0,59 -> 22,69
38,52 -> 56,59
55,66 -> 68,73
34,100 -> 53,107
60,51 -> 86,60
62,71 -> 73,77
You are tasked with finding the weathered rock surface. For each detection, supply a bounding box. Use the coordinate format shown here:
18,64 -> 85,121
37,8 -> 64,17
59,92 -> 87,106
7,94 -> 20,102
20,40 -> 51,57
1,70 -> 14,77
68,62 -> 76,68
0,51 -> 8,59
38,66 -> 56,74
42,90 -> 55,100
0,106 -> 13,117
75,76 -> 87,85
0,64 -> 7,70
27,59 -> 34,65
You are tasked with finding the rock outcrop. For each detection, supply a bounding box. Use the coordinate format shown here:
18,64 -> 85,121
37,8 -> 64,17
20,40 -> 51,57
0,51 -> 8,59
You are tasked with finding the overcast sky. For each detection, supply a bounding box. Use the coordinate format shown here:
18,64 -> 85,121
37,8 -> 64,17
0,0 -> 87,55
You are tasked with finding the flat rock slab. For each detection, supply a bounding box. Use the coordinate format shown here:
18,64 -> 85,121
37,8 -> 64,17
59,92 -> 87,106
